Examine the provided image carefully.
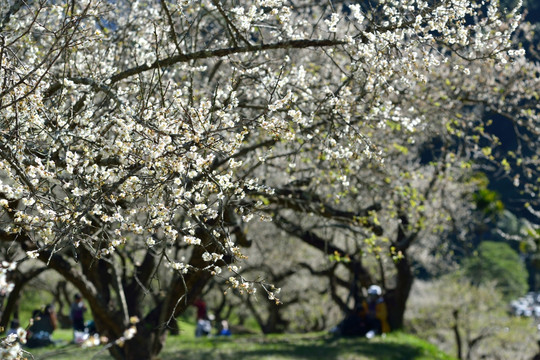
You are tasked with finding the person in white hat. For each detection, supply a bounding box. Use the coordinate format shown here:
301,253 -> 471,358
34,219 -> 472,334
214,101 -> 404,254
359,285 -> 390,337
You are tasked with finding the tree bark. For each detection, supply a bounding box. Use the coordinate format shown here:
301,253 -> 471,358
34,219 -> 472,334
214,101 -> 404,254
453,309 -> 463,360
0,267 -> 46,330
92,268 -> 212,360
386,213 -> 416,331
54,281 -> 73,329
385,253 -> 414,330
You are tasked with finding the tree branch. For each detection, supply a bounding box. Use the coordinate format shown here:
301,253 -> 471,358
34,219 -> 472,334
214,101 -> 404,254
259,188 -> 383,235
44,39 -> 345,97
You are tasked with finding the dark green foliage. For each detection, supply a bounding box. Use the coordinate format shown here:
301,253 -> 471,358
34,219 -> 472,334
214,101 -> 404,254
472,188 -> 504,217
463,241 -> 528,299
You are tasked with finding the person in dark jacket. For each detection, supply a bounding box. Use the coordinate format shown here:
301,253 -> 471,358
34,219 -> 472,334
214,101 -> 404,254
27,304 -> 57,348
70,293 -> 87,332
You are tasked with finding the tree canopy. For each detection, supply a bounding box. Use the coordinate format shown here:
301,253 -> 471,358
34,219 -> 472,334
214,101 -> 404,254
463,241 -> 528,299
0,0 -> 539,359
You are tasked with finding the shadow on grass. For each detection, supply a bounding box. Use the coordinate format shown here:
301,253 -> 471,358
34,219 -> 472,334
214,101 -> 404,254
27,344 -> 114,360
161,334 -> 427,360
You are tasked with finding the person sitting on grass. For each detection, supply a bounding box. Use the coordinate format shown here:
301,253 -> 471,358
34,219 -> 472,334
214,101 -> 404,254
359,285 -> 390,338
26,304 -> 57,348
218,320 -> 231,337
331,285 -> 390,338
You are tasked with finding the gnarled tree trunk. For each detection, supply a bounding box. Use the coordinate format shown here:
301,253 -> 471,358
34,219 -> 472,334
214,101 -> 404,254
0,267 -> 47,330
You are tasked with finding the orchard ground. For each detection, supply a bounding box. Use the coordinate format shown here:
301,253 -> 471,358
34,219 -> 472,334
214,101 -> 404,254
17,292 -> 456,360
27,328 -> 456,360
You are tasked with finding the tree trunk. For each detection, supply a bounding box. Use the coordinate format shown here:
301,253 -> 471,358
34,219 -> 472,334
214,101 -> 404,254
0,282 -> 22,331
453,309 -> 463,360
120,326 -> 166,360
167,318 -> 180,336
109,249 -> 213,359
53,281 -> 72,328
387,212 -> 416,331
92,300 -> 172,360
7,209 -> 226,360
386,253 -> 414,330
0,267 -> 46,330
264,302 -> 287,334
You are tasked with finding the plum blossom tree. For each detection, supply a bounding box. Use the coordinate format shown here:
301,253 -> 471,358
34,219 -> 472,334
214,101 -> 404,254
0,0 -> 538,359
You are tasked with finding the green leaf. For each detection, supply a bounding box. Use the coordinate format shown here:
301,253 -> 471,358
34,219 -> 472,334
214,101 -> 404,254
393,143 -> 409,154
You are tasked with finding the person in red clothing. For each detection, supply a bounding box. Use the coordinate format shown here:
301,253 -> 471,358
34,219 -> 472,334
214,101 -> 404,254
194,298 -> 207,320
193,298 -> 211,337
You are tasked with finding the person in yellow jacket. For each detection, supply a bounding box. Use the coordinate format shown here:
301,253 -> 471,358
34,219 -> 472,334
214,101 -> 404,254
360,285 -> 391,337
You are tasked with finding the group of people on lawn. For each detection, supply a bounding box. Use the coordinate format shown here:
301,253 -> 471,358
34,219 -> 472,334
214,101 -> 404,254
194,284 -> 390,339
18,284 -> 389,348
21,293 -> 89,348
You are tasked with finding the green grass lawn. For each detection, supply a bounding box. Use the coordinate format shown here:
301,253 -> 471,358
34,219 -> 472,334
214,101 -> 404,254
26,325 -> 456,360
160,332 -> 456,360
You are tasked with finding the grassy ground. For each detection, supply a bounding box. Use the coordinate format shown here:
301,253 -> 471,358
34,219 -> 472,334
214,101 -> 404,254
26,323 -> 456,360
158,332 -> 457,360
